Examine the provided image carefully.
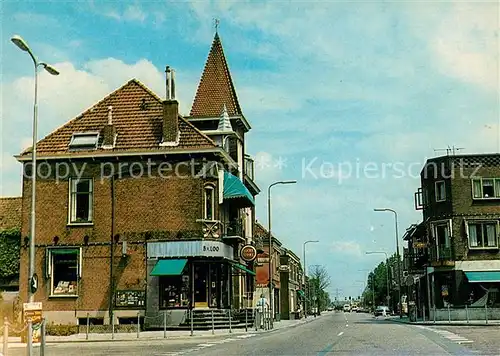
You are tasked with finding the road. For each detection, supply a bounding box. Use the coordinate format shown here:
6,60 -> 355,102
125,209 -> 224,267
9,312 -> 497,355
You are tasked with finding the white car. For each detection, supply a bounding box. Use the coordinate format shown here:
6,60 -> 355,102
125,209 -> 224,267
343,304 -> 351,312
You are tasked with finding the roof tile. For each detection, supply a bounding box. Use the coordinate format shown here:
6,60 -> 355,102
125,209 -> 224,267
0,197 -> 22,230
20,79 -> 216,157
190,33 -> 242,118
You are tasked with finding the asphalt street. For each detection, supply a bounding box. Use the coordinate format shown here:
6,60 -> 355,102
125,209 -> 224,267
8,312 -> 496,356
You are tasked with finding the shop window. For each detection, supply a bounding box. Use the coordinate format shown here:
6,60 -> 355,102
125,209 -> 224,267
204,185 -> 215,220
467,221 -> 499,249
46,248 -> 81,296
160,274 -> 190,308
69,178 -> 93,224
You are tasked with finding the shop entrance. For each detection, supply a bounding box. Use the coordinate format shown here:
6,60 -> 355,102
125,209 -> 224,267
193,262 -> 230,309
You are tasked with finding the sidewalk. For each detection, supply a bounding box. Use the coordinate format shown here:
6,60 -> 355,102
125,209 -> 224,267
384,315 -> 500,327
1,312 -> 329,348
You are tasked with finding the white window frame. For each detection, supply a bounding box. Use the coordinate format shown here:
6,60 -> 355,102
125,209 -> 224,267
68,178 -> 94,225
471,178 -> 500,200
203,184 -> 215,221
68,132 -> 99,150
431,219 -> 452,259
465,220 -> 499,250
46,247 -> 82,297
435,181 -> 446,202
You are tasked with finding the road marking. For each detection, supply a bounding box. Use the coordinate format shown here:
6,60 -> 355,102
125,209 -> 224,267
197,343 -> 215,347
338,331 -> 344,336
237,334 -> 255,338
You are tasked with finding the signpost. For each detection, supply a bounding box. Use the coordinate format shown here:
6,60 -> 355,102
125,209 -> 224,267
23,302 -> 42,344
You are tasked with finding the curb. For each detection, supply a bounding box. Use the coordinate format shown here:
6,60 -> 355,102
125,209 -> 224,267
385,318 -> 500,327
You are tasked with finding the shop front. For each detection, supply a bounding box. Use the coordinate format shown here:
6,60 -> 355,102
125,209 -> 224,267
146,240 -> 253,327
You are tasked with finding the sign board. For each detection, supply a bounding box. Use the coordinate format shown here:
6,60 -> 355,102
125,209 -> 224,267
23,302 -> 42,344
30,274 -> 38,294
240,245 -> 257,262
147,240 -> 234,259
257,256 -> 269,263
115,290 -> 145,308
414,242 -> 427,248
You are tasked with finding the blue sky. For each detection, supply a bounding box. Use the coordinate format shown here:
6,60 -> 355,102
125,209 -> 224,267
1,0 -> 498,299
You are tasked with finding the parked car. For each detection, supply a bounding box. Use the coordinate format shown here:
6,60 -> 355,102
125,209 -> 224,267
374,306 -> 390,316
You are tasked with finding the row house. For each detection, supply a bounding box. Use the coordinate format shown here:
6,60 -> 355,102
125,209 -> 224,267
407,154 -> 500,314
16,32 -> 260,327
253,222 -> 304,320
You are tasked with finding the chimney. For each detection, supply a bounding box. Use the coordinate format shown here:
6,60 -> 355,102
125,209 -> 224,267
161,66 -> 179,146
102,106 -> 116,149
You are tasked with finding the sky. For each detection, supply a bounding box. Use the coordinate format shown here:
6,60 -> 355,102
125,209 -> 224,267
1,0 -> 498,299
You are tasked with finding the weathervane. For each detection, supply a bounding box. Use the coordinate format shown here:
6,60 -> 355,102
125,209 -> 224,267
214,18 -> 220,33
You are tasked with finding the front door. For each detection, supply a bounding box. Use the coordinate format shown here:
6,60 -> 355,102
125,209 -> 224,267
194,263 -> 208,308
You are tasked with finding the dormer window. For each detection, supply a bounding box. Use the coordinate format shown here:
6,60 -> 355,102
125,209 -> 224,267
69,133 -> 99,150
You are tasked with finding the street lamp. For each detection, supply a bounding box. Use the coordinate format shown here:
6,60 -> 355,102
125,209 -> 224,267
303,240 -> 319,318
374,208 -> 402,318
267,180 -> 296,327
11,34 -> 59,356
366,251 -> 390,309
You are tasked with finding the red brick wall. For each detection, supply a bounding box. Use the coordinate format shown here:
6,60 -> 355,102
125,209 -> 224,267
19,158 -> 216,313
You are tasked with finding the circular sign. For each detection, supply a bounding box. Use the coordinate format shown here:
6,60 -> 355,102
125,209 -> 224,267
240,244 -> 257,262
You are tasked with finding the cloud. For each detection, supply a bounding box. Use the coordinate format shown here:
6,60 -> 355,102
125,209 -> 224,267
330,241 -> 363,256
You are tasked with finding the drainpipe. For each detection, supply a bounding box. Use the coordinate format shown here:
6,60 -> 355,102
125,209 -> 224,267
109,175 -> 115,326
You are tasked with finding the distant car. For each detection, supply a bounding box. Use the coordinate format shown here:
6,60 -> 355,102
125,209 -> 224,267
374,306 -> 390,316
327,307 -> 333,311
351,306 -> 358,312
356,307 -> 364,313
343,304 -> 351,312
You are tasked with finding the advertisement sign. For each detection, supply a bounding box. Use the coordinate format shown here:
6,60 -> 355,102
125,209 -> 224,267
23,302 -> 42,344
240,245 -> 257,262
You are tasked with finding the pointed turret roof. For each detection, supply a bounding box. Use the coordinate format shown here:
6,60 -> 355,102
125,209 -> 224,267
190,33 -> 243,118
217,104 -> 233,132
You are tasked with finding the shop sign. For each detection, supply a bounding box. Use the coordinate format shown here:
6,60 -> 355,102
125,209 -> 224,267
147,240 -> 233,259
240,245 -> 257,262
23,302 -> 42,343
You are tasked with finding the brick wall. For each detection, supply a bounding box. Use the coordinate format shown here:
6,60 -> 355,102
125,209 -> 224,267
19,157 -> 218,313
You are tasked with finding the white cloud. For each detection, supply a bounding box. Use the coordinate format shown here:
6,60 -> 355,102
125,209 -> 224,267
330,241 -> 363,256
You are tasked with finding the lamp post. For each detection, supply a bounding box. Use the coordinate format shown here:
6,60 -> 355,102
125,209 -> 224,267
303,240 -> 319,318
374,208 -> 402,318
366,251 -> 390,309
267,180 -> 296,327
11,34 -> 59,356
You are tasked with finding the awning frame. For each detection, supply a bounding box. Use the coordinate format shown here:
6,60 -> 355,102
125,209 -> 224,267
150,258 -> 188,276
464,270 -> 500,283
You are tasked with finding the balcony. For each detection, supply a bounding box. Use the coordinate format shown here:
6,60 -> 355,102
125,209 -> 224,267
429,245 -> 455,267
222,219 -> 245,242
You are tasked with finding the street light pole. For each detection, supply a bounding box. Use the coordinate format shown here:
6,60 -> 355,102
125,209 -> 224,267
374,208 -> 402,318
11,34 -> 59,356
366,251 -> 390,309
267,180 -> 296,327
303,240 -> 319,318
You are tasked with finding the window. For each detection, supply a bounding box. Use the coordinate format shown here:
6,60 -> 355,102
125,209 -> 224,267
69,178 -> 93,224
435,181 -> 446,202
46,248 -> 81,296
431,220 -> 452,259
467,221 -> 499,249
69,132 -> 99,150
204,185 -> 215,220
472,178 -> 500,199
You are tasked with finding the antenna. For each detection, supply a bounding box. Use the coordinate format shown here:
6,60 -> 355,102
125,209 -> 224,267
433,145 -> 465,156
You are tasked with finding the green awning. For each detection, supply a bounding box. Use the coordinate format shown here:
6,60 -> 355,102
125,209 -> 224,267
50,248 -> 78,255
223,172 -> 254,206
150,259 -> 188,276
231,262 -> 256,276
465,271 -> 500,283
297,290 -> 305,298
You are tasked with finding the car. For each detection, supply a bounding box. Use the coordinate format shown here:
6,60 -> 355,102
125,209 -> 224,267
343,304 -> 351,312
374,306 -> 390,316
351,305 -> 358,312
327,307 -> 333,311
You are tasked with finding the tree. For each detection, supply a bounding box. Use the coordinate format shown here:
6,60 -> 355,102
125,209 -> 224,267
307,265 -> 331,313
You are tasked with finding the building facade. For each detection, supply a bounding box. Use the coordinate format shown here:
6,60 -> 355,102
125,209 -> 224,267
279,249 -> 303,320
16,33 -> 259,327
408,154 -> 500,314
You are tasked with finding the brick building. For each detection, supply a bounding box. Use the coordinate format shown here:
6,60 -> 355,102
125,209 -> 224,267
15,32 -> 259,327
279,249 -> 303,320
0,197 -> 22,291
407,154 -> 500,314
